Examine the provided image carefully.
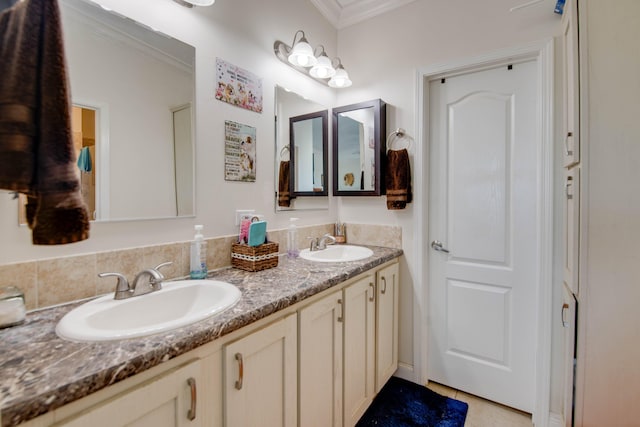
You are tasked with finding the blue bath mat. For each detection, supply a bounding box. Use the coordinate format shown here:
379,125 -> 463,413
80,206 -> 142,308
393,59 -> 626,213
356,377 -> 468,427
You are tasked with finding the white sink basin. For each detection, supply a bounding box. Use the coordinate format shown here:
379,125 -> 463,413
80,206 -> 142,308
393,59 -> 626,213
299,245 -> 373,263
56,280 -> 241,342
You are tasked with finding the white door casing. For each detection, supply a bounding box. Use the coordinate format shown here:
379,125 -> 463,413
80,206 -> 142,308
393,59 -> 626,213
418,38 -> 554,421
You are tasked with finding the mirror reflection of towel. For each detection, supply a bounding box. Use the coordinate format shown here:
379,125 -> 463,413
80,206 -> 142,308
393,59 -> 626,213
77,147 -> 92,172
278,161 -> 291,207
385,148 -> 412,210
0,0 -> 90,244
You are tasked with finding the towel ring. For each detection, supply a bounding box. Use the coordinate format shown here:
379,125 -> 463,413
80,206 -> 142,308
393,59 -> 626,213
386,128 -> 413,152
279,145 -> 290,161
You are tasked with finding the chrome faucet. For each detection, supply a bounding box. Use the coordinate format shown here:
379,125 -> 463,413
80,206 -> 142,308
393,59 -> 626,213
309,233 -> 337,251
98,262 -> 172,300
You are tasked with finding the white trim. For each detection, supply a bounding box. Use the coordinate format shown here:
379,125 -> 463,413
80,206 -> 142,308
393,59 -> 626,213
72,99 -> 110,222
548,412 -> 565,427
414,38 -> 554,426
309,0 -> 417,29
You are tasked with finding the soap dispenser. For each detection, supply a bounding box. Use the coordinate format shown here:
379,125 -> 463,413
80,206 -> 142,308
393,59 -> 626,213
287,218 -> 299,258
190,225 -> 207,279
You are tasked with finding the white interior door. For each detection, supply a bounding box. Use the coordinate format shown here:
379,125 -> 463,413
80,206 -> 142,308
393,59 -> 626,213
428,60 -> 539,413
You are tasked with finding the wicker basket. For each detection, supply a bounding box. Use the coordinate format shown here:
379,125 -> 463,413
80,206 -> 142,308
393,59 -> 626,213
231,242 -> 279,272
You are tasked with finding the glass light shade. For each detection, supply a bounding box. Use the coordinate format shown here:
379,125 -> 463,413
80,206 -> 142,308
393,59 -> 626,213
309,54 -> 336,79
287,40 -> 317,67
328,67 -> 352,88
184,0 -> 215,5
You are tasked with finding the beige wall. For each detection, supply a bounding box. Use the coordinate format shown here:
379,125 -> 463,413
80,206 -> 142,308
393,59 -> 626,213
576,1 -> 640,424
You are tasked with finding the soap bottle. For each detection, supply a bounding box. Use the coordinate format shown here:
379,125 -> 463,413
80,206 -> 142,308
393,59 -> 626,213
287,218 -> 299,258
190,225 -> 207,279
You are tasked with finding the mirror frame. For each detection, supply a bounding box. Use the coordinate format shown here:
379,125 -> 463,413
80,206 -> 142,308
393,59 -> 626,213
289,110 -> 329,197
332,98 -> 387,196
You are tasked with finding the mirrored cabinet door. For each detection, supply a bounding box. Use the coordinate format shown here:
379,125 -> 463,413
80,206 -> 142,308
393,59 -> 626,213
332,99 -> 386,196
290,110 -> 328,197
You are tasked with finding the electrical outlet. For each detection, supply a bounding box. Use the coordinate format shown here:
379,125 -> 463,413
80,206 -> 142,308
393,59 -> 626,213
235,209 -> 255,226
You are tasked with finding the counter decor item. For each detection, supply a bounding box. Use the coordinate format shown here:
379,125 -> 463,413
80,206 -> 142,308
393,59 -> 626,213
334,222 -> 346,243
190,225 -> 207,279
0,286 -> 26,328
231,241 -> 279,271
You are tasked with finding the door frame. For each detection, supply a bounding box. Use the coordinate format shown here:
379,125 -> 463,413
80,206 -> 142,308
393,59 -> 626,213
413,39 -> 554,426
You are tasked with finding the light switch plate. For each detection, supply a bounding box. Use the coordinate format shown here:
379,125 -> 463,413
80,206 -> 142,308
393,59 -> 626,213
235,209 -> 255,226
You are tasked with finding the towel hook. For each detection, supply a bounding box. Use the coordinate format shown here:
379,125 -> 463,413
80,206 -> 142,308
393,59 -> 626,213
386,128 -> 413,152
279,145 -> 290,160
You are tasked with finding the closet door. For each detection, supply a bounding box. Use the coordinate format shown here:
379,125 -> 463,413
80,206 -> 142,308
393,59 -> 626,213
562,0 -> 580,167
563,167 -> 580,295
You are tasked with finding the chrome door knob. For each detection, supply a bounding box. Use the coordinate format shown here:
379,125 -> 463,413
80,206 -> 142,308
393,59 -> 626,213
431,240 -> 450,253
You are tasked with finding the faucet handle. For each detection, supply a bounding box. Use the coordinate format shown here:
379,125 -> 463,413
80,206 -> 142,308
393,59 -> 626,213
98,272 -> 131,300
307,237 -> 319,251
153,261 -> 173,278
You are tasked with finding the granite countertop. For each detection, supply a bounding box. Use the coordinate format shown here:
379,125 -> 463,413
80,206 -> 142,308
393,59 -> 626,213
0,245 -> 402,427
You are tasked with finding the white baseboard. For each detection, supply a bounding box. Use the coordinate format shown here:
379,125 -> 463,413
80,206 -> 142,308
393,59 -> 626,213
394,362 -> 416,383
547,412 -> 564,427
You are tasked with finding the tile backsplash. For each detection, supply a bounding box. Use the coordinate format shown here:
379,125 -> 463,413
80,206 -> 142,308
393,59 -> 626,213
0,223 -> 401,311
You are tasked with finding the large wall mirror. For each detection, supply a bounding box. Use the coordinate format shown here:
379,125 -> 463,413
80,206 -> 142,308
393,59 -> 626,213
333,99 -> 386,196
22,0 -> 196,222
274,86 -> 329,211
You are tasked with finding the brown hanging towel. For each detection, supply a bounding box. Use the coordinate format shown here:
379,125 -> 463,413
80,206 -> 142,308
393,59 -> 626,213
0,0 -> 90,244
385,148 -> 412,210
278,160 -> 291,207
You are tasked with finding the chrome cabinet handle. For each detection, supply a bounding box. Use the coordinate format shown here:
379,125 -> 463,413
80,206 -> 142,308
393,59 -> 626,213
380,276 -> 387,295
235,353 -> 244,390
369,282 -> 375,302
187,377 -> 197,421
431,240 -> 450,253
337,298 -> 343,322
565,131 -> 574,156
561,303 -> 570,328
565,176 -> 574,200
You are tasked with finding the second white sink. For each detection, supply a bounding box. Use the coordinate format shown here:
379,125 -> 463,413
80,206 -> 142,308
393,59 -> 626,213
56,280 -> 241,342
299,245 -> 374,263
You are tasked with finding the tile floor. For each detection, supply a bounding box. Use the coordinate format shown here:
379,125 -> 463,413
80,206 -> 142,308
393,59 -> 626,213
427,382 -> 533,427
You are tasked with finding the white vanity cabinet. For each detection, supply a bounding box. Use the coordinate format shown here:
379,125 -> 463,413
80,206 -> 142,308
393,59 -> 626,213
299,291 -> 344,427
299,261 -> 400,427
13,258 -> 400,427
343,274 -> 377,427
375,262 -> 399,392
223,314 -> 297,427
54,360 -> 204,427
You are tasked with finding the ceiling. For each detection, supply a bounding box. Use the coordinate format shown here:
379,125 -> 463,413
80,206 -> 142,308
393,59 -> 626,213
309,0 -> 418,29
310,0 -> 559,29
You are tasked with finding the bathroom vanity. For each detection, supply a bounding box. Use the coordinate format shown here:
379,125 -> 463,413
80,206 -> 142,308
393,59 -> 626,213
0,246 -> 401,427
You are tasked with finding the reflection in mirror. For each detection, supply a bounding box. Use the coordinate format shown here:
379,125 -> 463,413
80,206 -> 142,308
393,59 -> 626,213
274,86 -> 329,211
333,99 -> 386,196
290,110 -> 328,196
21,0 -> 196,222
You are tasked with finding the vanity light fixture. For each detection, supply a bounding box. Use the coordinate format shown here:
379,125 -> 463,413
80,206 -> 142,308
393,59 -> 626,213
274,31 -> 352,88
287,31 -> 317,67
309,46 -> 336,79
328,59 -> 352,88
173,0 -> 215,8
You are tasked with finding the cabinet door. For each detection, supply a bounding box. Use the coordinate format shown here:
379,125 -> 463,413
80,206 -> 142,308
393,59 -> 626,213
224,314 -> 297,427
299,291 -> 343,427
563,167 -> 580,295
343,275 -> 376,427
562,284 -> 577,427
55,360 -> 202,427
562,0 -> 580,167
375,263 -> 399,392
